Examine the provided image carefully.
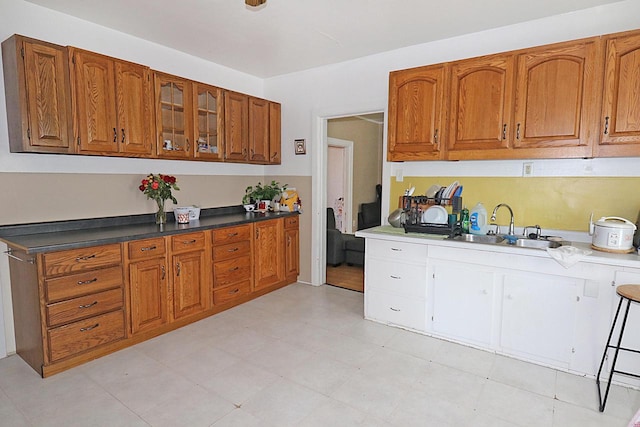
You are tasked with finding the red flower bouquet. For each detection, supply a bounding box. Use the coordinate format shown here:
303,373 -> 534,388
139,174 -> 179,224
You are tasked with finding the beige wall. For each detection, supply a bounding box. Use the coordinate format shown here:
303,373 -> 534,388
327,116 -> 383,230
0,173 -> 311,284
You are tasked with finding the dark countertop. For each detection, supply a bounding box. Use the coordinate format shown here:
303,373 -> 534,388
0,206 -> 298,254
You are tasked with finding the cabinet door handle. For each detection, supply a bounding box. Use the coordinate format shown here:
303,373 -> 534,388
287,236 -> 291,246
604,116 -> 610,135
161,265 -> 166,280
227,247 -> 239,252
121,128 -> 126,143
176,263 -> 181,276
80,323 -> 99,332
389,307 -> 400,312
229,266 -> 239,271
113,128 -> 117,142
390,248 -> 402,252
141,245 -> 157,252
390,275 -> 401,279
502,123 -> 507,140
186,138 -> 190,152
75,254 -> 96,262
516,123 -> 521,140
182,239 -> 197,245
229,288 -> 240,294
79,301 -> 98,309
433,128 -> 438,144
228,232 -> 238,237
77,278 -> 98,285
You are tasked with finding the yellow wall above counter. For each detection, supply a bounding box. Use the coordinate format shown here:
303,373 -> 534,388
389,176 -> 640,232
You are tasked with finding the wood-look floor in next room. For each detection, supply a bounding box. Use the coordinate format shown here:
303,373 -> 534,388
326,263 -> 364,292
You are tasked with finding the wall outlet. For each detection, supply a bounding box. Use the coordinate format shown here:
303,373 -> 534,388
396,168 -> 403,182
522,162 -> 533,177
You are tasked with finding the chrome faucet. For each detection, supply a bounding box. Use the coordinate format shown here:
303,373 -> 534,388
490,203 -> 515,236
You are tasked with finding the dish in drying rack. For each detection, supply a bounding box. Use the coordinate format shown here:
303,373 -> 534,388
422,206 -> 448,224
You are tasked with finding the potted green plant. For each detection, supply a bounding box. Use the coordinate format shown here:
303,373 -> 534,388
243,181 -> 287,210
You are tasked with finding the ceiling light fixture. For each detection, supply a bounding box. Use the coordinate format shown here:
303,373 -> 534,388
245,0 -> 266,7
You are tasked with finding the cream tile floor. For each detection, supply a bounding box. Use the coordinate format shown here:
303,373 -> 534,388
0,283 -> 638,426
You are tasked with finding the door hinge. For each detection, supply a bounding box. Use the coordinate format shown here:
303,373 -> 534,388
576,296 -> 580,302
432,273 -> 435,279
611,280 -> 615,287
77,137 -> 81,146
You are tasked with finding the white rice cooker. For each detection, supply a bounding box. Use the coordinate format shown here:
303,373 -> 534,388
589,215 -> 637,252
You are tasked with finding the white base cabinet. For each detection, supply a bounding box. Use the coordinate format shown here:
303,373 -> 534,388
501,272 -> 580,367
430,261 -> 496,347
361,234 -> 632,379
364,239 -> 427,332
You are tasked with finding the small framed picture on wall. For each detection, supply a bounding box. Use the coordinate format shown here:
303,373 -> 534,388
294,139 -> 306,155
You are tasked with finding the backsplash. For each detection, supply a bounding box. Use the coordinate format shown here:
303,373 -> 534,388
389,176 -> 640,232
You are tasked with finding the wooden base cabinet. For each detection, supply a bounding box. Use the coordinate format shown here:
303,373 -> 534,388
6,215 -> 299,377
127,237 -> 168,335
7,243 -> 126,377
284,216 -> 300,282
254,219 -> 285,291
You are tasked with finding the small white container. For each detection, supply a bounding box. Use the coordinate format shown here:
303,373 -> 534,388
174,207 -> 191,224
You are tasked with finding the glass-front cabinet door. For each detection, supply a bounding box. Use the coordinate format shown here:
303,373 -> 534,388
194,83 -> 224,161
154,72 -> 193,159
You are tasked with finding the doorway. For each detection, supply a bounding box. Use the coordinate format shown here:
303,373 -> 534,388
324,114 -> 384,292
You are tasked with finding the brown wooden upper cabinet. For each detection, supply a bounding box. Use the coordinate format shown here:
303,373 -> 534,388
269,102 -> 281,164
447,54 -> 515,159
448,39 -> 602,160
224,90 -> 249,162
225,92 -> 281,164
596,30 -> 640,157
511,38 -> 601,159
154,72 -> 193,159
249,96 -> 270,163
71,49 -> 153,156
387,64 -> 447,161
1,35 -> 73,154
193,83 -> 224,161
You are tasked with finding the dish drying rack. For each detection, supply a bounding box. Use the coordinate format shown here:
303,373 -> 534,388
401,195 -> 463,237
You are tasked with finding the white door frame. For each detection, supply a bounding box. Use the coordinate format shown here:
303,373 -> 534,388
328,137 -> 354,234
310,104 -> 387,286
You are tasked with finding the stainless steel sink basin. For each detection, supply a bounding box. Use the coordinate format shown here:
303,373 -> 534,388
452,234 -> 505,244
514,239 -> 562,249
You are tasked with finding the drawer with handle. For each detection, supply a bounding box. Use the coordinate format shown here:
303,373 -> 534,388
213,280 -> 251,305
367,239 -> 427,264
365,289 -> 426,332
171,232 -> 205,252
44,265 -> 123,302
127,237 -> 166,261
43,244 -> 122,277
284,216 -> 299,229
212,224 -> 251,245
213,255 -> 251,288
46,288 -> 123,328
47,309 -> 125,362
212,241 -> 251,261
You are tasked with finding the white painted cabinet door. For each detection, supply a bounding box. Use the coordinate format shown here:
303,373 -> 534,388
431,261 -> 496,346
501,272 -> 580,365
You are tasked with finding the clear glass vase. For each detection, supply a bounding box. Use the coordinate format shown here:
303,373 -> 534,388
155,198 -> 167,225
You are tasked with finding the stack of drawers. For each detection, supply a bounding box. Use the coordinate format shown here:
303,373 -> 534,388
43,244 -> 125,362
364,239 -> 428,332
212,224 -> 253,305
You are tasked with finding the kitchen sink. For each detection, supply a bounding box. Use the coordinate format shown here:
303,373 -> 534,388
514,238 -> 562,249
450,233 -> 563,250
451,234 -> 505,244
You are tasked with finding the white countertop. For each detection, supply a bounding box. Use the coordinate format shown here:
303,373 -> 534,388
355,226 -> 640,269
